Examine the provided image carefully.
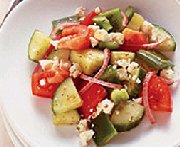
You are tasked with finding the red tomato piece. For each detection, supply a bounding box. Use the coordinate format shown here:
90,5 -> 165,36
31,72 -> 59,98
58,25 -> 91,50
79,83 -> 107,118
148,74 -> 172,112
80,7 -> 102,25
123,28 -> 148,45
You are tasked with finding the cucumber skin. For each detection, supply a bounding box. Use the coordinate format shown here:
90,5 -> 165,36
111,101 -> 144,132
125,6 -> 135,21
153,25 -> 176,51
98,41 -> 119,50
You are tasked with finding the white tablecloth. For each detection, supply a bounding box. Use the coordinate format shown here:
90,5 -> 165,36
0,0 -> 14,146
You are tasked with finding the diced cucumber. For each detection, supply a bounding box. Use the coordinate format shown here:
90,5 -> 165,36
93,16 -> 113,31
136,50 -> 174,70
52,15 -> 79,29
47,49 -> 70,61
152,25 -> 176,51
70,49 -> 104,75
53,109 -> 80,125
111,89 -> 129,105
125,6 -> 135,21
111,51 -> 135,65
111,100 -> 144,132
99,65 -> 119,83
28,30 -> 51,62
91,113 -> 118,146
100,8 -> 123,31
126,68 -> 146,98
127,13 -> 144,31
52,77 -> 82,114
98,41 -> 119,50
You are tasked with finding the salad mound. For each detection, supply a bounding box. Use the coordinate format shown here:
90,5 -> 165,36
28,6 -> 177,146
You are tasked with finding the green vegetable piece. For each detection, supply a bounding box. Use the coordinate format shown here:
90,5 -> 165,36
47,49 -> 70,61
28,30 -> 51,62
53,110 -> 80,125
127,13 -> 144,31
99,65 -> 119,83
98,41 -> 119,50
52,77 -> 82,114
111,89 -> 129,105
100,8 -> 123,31
125,6 -> 135,21
126,67 -> 146,98
136,50 -> 174,70
153,25 -> 176,51
111,100 -> 144,132
91,113 -> 118,146
93,16 -> 113,31
111,51 -> 135,65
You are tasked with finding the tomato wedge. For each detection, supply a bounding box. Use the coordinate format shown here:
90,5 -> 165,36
58,25 -> 92,50
148,74 -> 172,112
32,72 -> 59,98
80,7 -> 102,25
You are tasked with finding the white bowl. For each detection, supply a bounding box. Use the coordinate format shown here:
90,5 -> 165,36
0,0 -> 180,147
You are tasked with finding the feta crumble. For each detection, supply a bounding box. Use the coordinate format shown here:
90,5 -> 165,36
127,62 -> 139,74
50,40 -> 60,49
116,59 -> 131,68
79,130 -> 94,147
88,25 -> 100,32
39,79 -> 46,86
160,67 -> 175,80
94,7 -> 101,14
75,7 -> 86,18
70,63 -> 82,78
141,21 -> 154,36
109,32 -> 124,45
89,37 -> 99,47
39,60 -> 54,70
118,68 -> 129,81
94,29 -> 111,42
77,119 -> 88,133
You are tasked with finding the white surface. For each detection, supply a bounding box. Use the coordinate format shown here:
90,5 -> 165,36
0,0 -> 180,147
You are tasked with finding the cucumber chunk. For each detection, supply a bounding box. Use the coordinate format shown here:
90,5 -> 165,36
125,6 -> 135,21
47,49 -> 70,61
99,65 -> 119,83
111,51 -> 135,65
52,77 -> 82,114
53,110 -> 80,125
136,50 -> 174,70
153,25 -> 176,51
127,13 -> 144,31
70,49 -> 104,75
126,67 -> 146,98
111,100 -> 144,132
91,113 -> 118,146
28,30 -> 51,62
93,16 -> 113,31
111,89 -> 129,105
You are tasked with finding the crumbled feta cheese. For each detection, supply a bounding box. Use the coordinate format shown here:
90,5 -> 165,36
136,78 -> 141,83
77,119 -> 88,133
88,25 -> 100,32
131,75 -> 137,81
94,29 -> 111,42
127,62 -> 139,74
75,7 -> 86,18
79,17 -> 85,21
50,40 -> 60,49
94,7 -> 101,14
79,130 -> 94,147
89,37 -> 99,47
39,60 -> 54,70
160,67 -> 175,80
133,98 -> 142,104
39,79 -> 46,86
118,68 -> 129,81
100,99 -> 114,114
116,59 -> 131,68
109,32 -> 124,45
70,63 -> 82,78
141,21 -> 154,36
52,56 -> 59,69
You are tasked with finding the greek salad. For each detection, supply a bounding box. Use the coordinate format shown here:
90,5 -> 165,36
28,6 -> 177,146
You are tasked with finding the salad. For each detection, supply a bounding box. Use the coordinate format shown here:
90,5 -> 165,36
28,6 -> 177,146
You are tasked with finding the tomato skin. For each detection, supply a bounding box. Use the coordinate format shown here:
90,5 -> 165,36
31,72 -> 60,98
79,83 -> 107,118
123,28 -> 148,45
80,8 -> 102,25
58,25 -> 91,50
148,74 -> 172,112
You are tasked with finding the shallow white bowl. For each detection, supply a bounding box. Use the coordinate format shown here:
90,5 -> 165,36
0,0 -> 180,147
